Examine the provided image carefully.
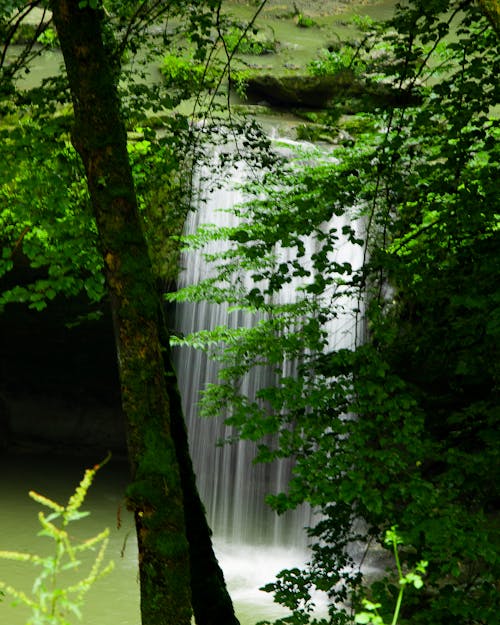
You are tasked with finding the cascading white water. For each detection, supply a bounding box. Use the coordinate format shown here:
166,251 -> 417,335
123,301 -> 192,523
172,139 -> 364,620
174,158 -> 313,548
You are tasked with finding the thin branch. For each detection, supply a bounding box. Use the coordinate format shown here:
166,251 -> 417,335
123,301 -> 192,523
1,2 -> 54,82
207,0 -> 268,123
115,0 -> 176,61
1,1 -> 41,72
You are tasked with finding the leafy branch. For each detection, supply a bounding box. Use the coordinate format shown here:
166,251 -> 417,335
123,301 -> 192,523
0,454 -> 114,625
355,527 -> 428,625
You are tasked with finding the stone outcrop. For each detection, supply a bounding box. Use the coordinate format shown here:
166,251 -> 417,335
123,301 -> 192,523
241,70 -> 357,108
0,286 -> 125,453
239,70 -> 422,110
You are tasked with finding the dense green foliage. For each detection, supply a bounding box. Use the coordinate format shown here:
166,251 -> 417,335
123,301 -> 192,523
0,111 -> 103,310
0,1 -> 272,314
0,3 -> 208,313
170,2 -> 500,624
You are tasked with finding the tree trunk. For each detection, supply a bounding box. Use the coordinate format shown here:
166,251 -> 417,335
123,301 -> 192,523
50,2 -> 191,624
50,2 -> 240,624
159,318 -> 240,625
478,0 -> 500,38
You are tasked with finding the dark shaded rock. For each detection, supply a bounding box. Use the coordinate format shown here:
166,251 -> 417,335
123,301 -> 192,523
0,278 -> 125,453
242,70 -> 358,108
0,394 -> 10,449
239,71 -> 422,111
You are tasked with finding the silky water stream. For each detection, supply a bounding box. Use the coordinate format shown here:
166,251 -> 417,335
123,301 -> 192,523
173,152 -> 317,624
173,140 -> 364,622
0,142 -> 363,625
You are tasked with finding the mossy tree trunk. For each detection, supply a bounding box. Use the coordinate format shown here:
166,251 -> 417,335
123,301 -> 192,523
478,0 -> 500,37
50,2 -> 191,623
160,325 -> 240,625
50,2 -> 240,624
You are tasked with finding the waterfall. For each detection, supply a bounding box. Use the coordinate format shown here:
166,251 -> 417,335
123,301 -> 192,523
172,139 -> 364,620
173,157 -> 313,549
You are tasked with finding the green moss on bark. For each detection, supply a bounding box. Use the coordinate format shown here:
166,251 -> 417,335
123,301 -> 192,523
50,2 -> 192,623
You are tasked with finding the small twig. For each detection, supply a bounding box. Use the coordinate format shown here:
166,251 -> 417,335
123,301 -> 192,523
10,226 -> 31,258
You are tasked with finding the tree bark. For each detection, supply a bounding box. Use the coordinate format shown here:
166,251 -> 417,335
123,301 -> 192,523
50,2 -> 192,624
477,0 -> 500,37
159,319 -> 240,625
50,2 -> 240,624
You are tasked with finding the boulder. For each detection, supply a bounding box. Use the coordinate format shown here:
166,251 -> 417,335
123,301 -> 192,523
239,71 -> 422,111
241,70 -> 359,108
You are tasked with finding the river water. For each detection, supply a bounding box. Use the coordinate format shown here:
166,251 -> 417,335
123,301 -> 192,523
0,450 -> 319,625
0,451 -> 140,625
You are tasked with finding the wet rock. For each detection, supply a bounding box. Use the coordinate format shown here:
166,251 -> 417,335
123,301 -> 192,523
239,71 -> 422,111
242,70 -> 358,108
